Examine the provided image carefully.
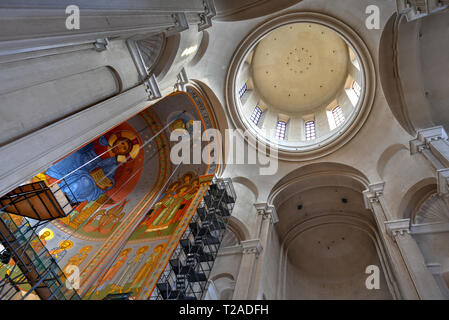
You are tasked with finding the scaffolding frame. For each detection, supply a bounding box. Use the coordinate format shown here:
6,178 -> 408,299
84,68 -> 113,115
151,178 -> 236,300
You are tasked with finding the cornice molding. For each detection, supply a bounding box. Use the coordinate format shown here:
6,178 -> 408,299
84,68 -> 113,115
254,202 -> 279,223
385,219 -> 411,237
362,182 -> 385,210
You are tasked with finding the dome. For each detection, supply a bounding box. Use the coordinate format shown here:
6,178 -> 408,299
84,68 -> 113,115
251,23 -> 349,113
229,18 -> 369,157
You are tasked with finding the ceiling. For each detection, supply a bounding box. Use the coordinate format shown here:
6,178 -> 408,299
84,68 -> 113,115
251,23 -> 349,114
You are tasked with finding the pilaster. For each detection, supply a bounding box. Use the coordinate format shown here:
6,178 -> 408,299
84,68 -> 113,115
363,182 -> 418,299
385,219 -> 444,299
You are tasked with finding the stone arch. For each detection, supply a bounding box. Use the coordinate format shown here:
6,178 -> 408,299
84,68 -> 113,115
232,176 -> 259,201
376,143 -> 409,179
397,177 -> 437,222
226,215 -> 251,244
268,162 -> 370,207
267,162 -> 397,299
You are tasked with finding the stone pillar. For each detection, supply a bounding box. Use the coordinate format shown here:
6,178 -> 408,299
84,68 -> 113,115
385,219 -> 444,299
232,239 -> 262,300
363,182 -> 418,299
246,203 -> 278,299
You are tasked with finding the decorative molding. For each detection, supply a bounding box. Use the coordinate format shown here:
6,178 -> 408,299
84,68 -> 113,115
170,12 -> 189,34
385,219 -> 411,237
127,33 -> 165,100
241,239 -> 263,257
198,0 -> 216,31
254,203 -> 279,224
396,0 -> 449,21
93,38 -> 109,52
414,193 -> 449,224
411,222 -> 449,235
143,74 -> 162,100
217,245 -> 244,257
410,126 -> 448,155
363,182 -> 385,210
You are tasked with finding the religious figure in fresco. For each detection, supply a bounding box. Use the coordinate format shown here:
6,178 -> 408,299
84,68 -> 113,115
30,228 -> 54,253
167,111 -> 195,135
143,173 -> 199,233
109,245 -> 149,293
9,214 -> 24,228
60,194 -> 112,230
49,240 -> 73,259
82,200 -> 127,235
44,130 -> 141,204
129,244 -> 165,297
95,248 -> 132,294
63,245 -> 93,278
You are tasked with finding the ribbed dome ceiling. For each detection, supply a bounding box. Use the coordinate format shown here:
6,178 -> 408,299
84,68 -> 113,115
251,23 -> 349,113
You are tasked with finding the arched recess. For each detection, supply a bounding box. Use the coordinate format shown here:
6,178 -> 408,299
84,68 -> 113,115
267,162 -> 397,299
226,215 -> 251,244
232,176 -> 259,201
210,273 -> 236,300
399,180 -> 449,297
398,177 -> 437,222
379,11 -> 449,135
376,144 -> 409,179
213,0 -> 302,22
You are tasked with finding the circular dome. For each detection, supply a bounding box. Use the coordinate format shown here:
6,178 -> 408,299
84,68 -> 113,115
252,23 -> 349,113
226,12 -> 375,161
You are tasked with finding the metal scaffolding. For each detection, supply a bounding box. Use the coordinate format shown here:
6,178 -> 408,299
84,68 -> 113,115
151,178 -> 236,300
0,179 -> 81,300
0,211 -> 80,300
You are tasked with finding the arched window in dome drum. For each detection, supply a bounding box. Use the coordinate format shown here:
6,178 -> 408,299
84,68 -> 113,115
305,120 -> 316,140
250,106 -> 262,125
332,105 -> 345,127
276,120 -> 287,140
352,81 -> 361,98
238,83 -> 247,98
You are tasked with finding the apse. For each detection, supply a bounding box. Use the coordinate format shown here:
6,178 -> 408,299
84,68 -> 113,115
270,164 -> 394,299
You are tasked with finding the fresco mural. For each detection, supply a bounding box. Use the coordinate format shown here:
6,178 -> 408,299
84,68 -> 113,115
130,172 -> 200,239
85,172 -> 207,299
10,110 -> 165,296
42,122 -> 144,205
0,86 -> 220,300
82,87 -> 220,300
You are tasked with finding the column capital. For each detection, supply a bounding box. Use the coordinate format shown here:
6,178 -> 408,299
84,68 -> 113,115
363,182 -> 385,209
385,219 -> 411,238
410,126 -> 448,155
241,239 -> 263,257
254,203 -> 279,223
